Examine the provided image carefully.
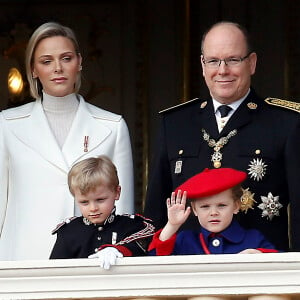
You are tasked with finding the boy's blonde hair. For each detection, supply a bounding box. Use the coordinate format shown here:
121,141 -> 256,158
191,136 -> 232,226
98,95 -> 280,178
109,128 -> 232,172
68,155 -> 119,196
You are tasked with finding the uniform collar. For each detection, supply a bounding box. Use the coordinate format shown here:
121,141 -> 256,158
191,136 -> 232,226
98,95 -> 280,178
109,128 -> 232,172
82,207 -> 116,226
212,89 -> 250,115
201,219 -> 246,244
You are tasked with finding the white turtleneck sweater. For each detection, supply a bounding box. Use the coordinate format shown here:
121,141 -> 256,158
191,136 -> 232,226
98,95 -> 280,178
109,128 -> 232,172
42,92 -> 79,148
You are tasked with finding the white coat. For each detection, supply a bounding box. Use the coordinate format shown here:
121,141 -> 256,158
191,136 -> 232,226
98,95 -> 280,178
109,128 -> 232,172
0,95 -> 134,260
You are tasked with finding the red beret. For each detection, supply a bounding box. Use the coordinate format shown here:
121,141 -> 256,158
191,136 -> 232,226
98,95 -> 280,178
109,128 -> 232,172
174,168 -> 247,198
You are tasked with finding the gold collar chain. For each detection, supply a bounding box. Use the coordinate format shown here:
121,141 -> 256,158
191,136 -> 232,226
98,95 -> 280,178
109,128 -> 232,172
202,128 -> 237,168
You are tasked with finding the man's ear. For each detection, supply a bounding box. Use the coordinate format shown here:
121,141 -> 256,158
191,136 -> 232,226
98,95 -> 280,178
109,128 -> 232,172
249,52 -> 257,75
200,55 -> 206,78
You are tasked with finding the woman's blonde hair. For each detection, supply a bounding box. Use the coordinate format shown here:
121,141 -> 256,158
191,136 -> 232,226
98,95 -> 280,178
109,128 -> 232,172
68,155 -> 119,196
25,22 -> 81,99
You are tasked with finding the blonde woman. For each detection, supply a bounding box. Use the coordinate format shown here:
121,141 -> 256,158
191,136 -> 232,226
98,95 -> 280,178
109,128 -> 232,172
0,22 -> 134,260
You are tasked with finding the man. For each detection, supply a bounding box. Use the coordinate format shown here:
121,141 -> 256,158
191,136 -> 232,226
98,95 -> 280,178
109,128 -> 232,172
144,21 -> 300,251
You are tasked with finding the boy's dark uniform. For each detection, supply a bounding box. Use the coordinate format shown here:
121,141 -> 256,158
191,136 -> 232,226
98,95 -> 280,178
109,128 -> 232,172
144,89 -> 300,251
50,209 -> 155,259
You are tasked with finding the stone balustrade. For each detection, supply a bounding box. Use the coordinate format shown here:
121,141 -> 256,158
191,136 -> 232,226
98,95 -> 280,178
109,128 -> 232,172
1,252 -> 300,300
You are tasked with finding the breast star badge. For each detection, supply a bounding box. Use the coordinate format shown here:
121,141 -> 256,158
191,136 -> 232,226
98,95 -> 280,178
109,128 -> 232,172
240,188 -> 256,213
247,158 -> 267,181
258,192 -> 283,220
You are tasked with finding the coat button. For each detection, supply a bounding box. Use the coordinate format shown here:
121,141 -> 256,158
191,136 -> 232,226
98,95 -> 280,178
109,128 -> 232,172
212,239 -> 220,247
97,236 -> 102,241
98,226 -> 103,231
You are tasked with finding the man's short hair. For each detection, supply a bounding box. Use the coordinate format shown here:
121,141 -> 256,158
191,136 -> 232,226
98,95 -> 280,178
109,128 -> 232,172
201,21 -> 253,54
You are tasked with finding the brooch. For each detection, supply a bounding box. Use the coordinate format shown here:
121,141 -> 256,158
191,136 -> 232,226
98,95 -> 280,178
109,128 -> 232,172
247,158 -> 267,181
258,192 -> 283,220
240,188 -> 256,213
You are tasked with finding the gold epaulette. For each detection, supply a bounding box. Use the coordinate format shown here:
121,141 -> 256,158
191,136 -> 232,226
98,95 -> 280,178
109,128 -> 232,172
265,97 -> 300,113
159,98 -> 199,114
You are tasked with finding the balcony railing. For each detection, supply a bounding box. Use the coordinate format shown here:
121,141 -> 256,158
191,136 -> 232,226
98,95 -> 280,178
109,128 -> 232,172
1,252 -> 300,300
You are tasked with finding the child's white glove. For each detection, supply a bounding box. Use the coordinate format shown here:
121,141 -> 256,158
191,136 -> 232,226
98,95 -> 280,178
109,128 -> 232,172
88,247 -> 123,269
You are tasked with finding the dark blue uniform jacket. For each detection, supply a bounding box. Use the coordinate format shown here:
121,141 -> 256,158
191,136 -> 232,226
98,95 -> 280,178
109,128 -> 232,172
50,210 -> 155,259
145,90 -> 300,251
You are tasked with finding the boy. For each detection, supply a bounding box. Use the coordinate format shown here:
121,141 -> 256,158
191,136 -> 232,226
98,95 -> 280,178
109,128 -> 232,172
149,168 -> 278,255
50,155 -> 155,269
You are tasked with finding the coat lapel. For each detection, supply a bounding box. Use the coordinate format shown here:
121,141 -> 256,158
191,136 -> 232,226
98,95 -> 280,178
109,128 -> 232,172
197,100 -> 219,138
6,100 -> 69,172
62,98 -> 111,167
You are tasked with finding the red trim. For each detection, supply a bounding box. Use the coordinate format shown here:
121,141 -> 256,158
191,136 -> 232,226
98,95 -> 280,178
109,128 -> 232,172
98,244 -> 132,256
148,229 -> 177,255
199,233 -> 210,254
256,248 -> 278,253
114,245 -> 132,256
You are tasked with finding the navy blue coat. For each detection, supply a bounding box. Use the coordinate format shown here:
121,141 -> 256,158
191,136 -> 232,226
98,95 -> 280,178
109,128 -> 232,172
144,90 -> 300,251
149,220 -> 277,255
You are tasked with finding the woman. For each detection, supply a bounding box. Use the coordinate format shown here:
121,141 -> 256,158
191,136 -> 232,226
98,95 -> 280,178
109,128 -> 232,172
0,22 -> 134,260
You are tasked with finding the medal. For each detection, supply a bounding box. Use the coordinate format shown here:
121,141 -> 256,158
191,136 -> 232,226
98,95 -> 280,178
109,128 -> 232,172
247,158 -> 267,181
175,160 -> 182,174
84,136 -> 89,152
202,128 -> 237,168
174,149 -> 184,174
211,151 -> 222,168
112,232 -> 117,245
240,188 -> 256,213
258,192 -> 282,220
